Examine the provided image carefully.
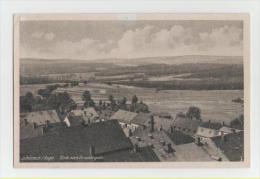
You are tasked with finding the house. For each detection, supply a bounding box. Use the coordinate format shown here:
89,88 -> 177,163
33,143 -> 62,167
20,110 -> 60,127
166,130 -> 195,145
195,126 -> 220,139
21,114 -> 65,140
172,115 -> 201,136
131,113 -> 151,128
131,127 -> 214,162
155,112 -> 172,119
195,121 -> 223,142
64,115 -> 84,127
219,126 -> 242,135
20,120 -> 137,162
20,119 -> 44,140
110,110 -> 139,130
211,131 -> 244,161
131,128 -> 176,161
154,115 -> 174,131
70,107 -> 99,123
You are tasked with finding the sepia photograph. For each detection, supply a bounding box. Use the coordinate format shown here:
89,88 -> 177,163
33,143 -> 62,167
13,13 -> 250,168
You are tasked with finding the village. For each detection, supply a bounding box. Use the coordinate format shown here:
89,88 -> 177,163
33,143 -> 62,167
20,82 -> 244,162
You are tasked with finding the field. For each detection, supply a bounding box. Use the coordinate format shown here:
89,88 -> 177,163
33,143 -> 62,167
21,82 -> 243,125
20,55 -> 244,124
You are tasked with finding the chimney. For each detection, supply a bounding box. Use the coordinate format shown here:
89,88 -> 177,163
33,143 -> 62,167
128,129 -> 133,137
133,143 -> 139,153
46,120 -> 50,128
24,118 -> 28,126
195,136 -> 202,146
221,131 -> 227,142
33,122 -> 37,129
89,145 -> 95,157
167,143 -> 174,153
159,125 -> 163,131
170,126 -> 173,133
150,115 -> 155,132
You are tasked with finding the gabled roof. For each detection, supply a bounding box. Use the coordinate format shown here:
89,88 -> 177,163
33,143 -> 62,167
67,115 -> 84,127
21,120 -> 133,162
20,120 -> 43,140
103,146 -> 159,162
131,113 -> 151,126
154,116 -> 173,131
21,110 -> 60,126
166,130 -> 195,145
211,131 -> 244,161
173,116 -> 201,134
173,143 -> 214,161
195,126 -> 220,138
219,126 -> 242,134
110,109 -> 137,124
200,121 -> 222,130
71,107 -> 99,118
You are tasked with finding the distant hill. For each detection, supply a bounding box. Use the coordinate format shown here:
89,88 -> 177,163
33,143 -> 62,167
96,55 -> 243,66
20,55 -> 243,76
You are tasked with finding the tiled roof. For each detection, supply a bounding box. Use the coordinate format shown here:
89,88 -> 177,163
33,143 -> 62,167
211,131 -> 244,161
195,126 -> 220,138
172,116 -> 201,135
219,126 -> 242,134
20,120 -> 43,140
131,113 -> 151,126
166,130 -> 195,145
20,120 -> 133,162
110,110 -> 137,124
200,121 -> 222,130
21,110 -> 60,126
103,146 -> 159,162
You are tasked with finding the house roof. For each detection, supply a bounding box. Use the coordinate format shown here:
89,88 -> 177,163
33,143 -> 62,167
20,120 -> 133,162
219,126 -> 242,134
84,107 -> 99,117
103,146 -> 159,162
173,116 -> 201,134
200,121 -> 222,130
154,116 -> 174,131
195,126 -> 220,138
211,131 -> 244,161
131,113 -> 151,126
166,131 -> 195,145
173,143 -> 214,161
68,115 -> 84,127
71,107 -> 99,118
20,120 -> 43,140
21,110 -> 60,126
110,109 -> 137,124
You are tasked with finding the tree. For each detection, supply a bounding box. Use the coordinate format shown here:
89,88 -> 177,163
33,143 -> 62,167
186,106 -> 201,121
230,114 -> 244,130
132,95 -> 138,104
108,94 -> 116,110
82,90 -> 95,107
20,96 -> 32,112
82,90 -> 92,102
108,94 -> 114,103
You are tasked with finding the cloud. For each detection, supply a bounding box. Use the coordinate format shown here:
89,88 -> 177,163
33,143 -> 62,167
110,25 -> 242,58
31,32 -> 56,41
31,32 -> 44,39
22,25 -> 243,59
44,32 -> 55,41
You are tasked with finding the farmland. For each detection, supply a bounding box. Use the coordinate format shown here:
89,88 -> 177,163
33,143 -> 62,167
21,82 -> 243,125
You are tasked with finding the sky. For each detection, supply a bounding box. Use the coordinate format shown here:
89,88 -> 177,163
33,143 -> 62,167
20,20 -> 243,60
